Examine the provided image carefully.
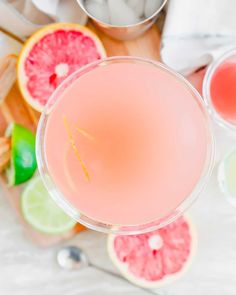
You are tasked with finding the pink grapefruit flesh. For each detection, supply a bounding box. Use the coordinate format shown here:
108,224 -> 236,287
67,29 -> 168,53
18,23 -> 106,112
108,216 -> 196,289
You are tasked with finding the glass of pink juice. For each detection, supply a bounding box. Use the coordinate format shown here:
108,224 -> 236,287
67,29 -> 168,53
36,57 -> 214,234
203,48 -> 236,131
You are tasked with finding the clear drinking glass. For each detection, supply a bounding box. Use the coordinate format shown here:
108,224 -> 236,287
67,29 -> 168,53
36,56 -> 215,235
203,48 -> 236,132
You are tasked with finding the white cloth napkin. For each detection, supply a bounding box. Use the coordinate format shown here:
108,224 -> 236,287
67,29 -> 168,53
0,0 -> 87,39
161,0 -> 236,75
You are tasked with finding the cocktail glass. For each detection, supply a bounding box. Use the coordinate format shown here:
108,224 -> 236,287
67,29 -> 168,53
36,56 -> 214,234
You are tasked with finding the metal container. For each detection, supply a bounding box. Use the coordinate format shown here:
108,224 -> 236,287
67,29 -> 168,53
77,0 -> 167,40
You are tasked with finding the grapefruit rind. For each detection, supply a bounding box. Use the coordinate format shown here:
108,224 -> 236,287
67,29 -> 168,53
107,215 -> 197,289
17,23 -> 106,113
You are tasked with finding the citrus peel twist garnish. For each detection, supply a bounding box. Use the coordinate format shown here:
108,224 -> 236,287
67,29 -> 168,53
75,126 -> 95,142
63,116 -> 90,181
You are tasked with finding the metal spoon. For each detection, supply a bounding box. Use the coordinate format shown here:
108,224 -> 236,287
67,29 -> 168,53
57,246 -> 166,295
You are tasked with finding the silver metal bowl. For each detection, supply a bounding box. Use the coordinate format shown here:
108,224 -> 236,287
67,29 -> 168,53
77,0 -> 167,40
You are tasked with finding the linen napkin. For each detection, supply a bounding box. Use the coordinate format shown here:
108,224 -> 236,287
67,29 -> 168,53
0,0 -> 87,39
161,0 -> 236,75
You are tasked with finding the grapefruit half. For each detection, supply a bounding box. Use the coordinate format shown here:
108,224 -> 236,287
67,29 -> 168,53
17,23 -> 106,112
108,216 -> 197,289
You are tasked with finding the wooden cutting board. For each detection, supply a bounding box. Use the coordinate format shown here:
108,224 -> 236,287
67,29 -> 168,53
0,23 -> 161,246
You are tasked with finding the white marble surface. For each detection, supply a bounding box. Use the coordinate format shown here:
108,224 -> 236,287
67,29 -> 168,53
0,125 -> 236,295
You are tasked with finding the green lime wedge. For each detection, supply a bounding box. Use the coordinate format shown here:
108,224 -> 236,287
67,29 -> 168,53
21,176 -> 76,234
5,123 -> 37,185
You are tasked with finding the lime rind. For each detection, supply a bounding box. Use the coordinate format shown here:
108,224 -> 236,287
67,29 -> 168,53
21,176 -> 76,234
5,122 -> 14,137
6,161 -> 15,187
5,123 -> 15,186
5,123 -> 37,185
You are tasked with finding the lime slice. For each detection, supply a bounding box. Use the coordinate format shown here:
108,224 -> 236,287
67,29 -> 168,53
5,123 -> 37,185
21,176 -> 76,234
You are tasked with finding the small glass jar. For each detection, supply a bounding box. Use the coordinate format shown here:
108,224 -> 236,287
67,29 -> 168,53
218,148 -> 236,208
203,48 -> 236,133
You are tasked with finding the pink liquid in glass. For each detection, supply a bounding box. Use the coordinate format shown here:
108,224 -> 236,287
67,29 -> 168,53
210,61 -> 236,124
45,62 -> 209,226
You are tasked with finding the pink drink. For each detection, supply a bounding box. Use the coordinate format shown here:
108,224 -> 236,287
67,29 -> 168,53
210,62 -> 236,124
44,60 -> 210,226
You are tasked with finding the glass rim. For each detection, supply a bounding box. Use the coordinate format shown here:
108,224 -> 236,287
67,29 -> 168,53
36,56 -> 215,235
203,48 -> 236,132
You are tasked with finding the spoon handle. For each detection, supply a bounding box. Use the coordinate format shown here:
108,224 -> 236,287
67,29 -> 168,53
90,263 -> 166,295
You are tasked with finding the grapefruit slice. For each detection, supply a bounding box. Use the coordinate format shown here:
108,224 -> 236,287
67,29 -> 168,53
108,216 -> 197,289
17,23 -> 106,112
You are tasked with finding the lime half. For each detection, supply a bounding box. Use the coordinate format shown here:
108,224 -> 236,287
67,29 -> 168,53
21,176 -> 76,234
5,123 -> 37,185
